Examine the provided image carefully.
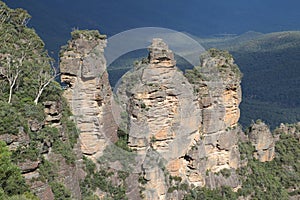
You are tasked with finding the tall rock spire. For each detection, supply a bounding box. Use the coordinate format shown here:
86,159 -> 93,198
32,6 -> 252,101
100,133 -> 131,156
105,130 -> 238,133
148,38 -> 176,66
60,30 -> 117,161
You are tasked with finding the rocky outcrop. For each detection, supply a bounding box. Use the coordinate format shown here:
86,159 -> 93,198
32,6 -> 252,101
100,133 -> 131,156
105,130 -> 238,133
2,100 -> 86,200
183,48 -> 243,190
276,122 -> 300,142
248,121 -> 275,162
44,101 -> 62,126
115,38 -> 202,199
60,30 -> 118,161
114,40 -> 243,199
0,129 -> 30,151
59,35 -> 287,199
187,48 -> 242,133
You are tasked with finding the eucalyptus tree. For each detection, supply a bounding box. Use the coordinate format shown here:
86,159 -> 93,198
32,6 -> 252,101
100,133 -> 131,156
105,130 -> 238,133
0,1 -> 58,104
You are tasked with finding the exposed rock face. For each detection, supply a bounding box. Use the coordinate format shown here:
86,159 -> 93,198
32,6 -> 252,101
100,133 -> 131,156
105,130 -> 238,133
44,101 -> 62,127
18,159 -> 40,173
190,49 -> 242,133
248,121 -> 275,162
60,31 -> 118,160
115,40 -> 243,199
184,49 -> 243,189
115,39 -> 202,199
31,181 -> 54,200
0,130 -> 30,151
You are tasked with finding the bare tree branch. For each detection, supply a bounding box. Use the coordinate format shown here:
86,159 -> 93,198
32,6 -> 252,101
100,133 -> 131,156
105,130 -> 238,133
34,62 -> 60,105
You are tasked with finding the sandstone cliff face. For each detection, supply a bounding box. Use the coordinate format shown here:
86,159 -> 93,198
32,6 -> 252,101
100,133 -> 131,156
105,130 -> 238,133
184,49 -> 242,189
115,39 -> 202,199
56,33 -> 289,199
114,40 -> 243,199
60,31 -> 118,161
248,121 -> 275,162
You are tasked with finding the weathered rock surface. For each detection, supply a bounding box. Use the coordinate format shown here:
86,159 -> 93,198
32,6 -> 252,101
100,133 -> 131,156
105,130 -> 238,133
114,40 -> 243,199
205,170 -> 240,190
31,181 -> 55,200
248,121 -> 275,162
115,39 -> 202,199
60,31 -> 118,161
44,101 -> 62,126
0,129 -> 30,151
18,159 -> 40,173
183,48 -> 243,190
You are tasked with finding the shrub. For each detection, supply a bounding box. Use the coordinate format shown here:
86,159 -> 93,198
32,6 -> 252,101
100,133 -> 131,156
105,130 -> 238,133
0,141 -> 28,196
50,182 -> 71,200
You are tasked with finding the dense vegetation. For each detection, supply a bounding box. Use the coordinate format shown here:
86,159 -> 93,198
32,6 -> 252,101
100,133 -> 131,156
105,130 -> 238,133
0,141 -> 29,197
232,35 -> 300,128
0,1 -> 78,198
80,157 -> 128,200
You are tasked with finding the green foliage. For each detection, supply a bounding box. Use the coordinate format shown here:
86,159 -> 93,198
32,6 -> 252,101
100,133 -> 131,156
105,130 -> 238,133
50,182 -> 72,200
0,1 -> 31,27
60,99 -> 79,149
83,156 -> 96,175
184,133 -> 299,199
167,175 -> 194,195
169,175 -> 182,183
107,31 -> 300,129
99,143 -> 137,173
19,102 -> 45,122
236,134 -> 300,199
38,158 -> 57,182
0,2 -> 81,198
80,157 -> 128,200
0,101 -> 25,135
185,66 -> 208,85
0,190 -> 39,200
28,114 -> 77,164
138,175 -> 148,185
71,29 -> 106,40
238,141 -> 255,161
12,126 -> 58,162
12,140 -> 40,162
184,186 -> 237,200
219,168 -> 231,178
118,171 -> 129,181
52,139 -> 76,164
0,141 -> 28,196
115,128 -> 132,152
150,135 -> 157,143
140,102 -> 146,109
38,81 -> 62,103
231,33 -> 300,129
0,1 -> 57,105
207,48 -> 232,59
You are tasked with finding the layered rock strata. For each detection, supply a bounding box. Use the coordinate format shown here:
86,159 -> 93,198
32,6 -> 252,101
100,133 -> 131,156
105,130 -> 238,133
59,34 -> 247,199
248,121 -> 275,162
60,31 -> 118,161
115,40 -> 243,199
184,48 -> 243,189
115,39 -> 202,199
